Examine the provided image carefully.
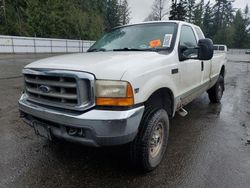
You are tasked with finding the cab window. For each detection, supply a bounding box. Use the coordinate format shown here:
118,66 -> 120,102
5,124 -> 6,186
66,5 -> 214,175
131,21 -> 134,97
195,27 -> 205,40
179,25 -> 198,58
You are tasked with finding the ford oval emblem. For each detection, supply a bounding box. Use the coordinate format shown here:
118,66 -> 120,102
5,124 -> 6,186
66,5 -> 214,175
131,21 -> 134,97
39,85 -> 51,93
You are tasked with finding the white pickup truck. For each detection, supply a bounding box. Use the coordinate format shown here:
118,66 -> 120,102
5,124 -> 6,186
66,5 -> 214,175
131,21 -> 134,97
19,21 -> 226,171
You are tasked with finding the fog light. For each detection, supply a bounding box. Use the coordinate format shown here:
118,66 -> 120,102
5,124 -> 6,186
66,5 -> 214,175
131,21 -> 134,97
68,128 -> 85,137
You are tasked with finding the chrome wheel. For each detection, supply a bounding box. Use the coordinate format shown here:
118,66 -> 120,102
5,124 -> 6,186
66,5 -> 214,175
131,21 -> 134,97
149,122 -> 164,158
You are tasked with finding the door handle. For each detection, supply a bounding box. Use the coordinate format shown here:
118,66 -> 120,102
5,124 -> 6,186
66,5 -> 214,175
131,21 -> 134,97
201,61 -> 204,71
172,68 -> 179,74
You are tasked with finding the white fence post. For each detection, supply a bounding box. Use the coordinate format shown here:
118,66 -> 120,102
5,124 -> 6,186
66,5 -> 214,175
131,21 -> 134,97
11,37 -> 14,53
66,40 -> 68,53
82,40 -> 84,53
50,40 -> 53,53
79,40 -> 81,53
33,38 -> 36,53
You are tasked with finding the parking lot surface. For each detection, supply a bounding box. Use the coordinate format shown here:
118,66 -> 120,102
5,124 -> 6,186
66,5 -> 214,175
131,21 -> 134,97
0,54 -> 249,188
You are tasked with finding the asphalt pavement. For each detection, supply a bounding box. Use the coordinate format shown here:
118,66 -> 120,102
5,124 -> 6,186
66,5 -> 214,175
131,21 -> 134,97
0,53 -> 249,188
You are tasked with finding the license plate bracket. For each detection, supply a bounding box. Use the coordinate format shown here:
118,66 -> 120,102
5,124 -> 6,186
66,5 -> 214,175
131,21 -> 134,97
33,121 -> 52,140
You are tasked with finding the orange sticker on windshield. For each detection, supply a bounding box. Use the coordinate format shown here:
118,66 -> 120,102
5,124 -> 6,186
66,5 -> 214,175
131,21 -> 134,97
150,39 -> 162,48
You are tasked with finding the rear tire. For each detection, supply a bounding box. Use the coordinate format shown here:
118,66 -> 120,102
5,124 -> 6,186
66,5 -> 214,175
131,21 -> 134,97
129,108 -> 169,172
208,75 -> 224,103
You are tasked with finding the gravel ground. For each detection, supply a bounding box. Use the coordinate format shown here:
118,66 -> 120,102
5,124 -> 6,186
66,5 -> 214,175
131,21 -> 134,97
0,54 -> 249,188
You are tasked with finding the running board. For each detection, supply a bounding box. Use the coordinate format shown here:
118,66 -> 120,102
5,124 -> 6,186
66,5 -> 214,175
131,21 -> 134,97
177,108 -> 188,117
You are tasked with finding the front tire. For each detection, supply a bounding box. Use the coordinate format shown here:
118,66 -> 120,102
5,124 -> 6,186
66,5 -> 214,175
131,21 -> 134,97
129,108 -> 169,172
208,75 -> 225,103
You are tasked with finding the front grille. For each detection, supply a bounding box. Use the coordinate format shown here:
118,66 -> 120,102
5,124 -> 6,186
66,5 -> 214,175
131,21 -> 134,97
23,69 -> 95,111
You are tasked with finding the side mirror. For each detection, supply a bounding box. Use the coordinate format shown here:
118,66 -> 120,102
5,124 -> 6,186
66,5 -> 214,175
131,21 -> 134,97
198,38 -> 214,60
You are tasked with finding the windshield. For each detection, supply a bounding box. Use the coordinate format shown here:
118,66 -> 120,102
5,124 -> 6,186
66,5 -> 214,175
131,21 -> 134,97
88,23 -> 177,52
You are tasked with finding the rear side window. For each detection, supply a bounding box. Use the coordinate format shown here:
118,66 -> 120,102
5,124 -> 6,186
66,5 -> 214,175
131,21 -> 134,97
219,46 -> 225,51
180,25 -> 197,48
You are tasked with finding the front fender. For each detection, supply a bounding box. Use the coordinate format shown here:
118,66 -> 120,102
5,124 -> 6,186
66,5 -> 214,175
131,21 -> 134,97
135,74 -> 177,104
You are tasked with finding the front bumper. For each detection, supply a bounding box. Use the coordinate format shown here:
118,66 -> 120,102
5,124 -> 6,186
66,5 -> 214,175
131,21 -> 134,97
19,94 -> 144,147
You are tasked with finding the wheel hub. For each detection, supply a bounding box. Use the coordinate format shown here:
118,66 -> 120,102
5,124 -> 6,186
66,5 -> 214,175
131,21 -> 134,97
149,122 -> 164,158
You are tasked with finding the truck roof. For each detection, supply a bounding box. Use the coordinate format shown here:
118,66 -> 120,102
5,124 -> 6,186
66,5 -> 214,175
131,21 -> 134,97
119,20 -> 199,28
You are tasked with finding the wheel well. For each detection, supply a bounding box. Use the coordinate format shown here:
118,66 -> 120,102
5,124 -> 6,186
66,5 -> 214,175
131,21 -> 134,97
220,65 -> 225,77
145,88 -> 174,117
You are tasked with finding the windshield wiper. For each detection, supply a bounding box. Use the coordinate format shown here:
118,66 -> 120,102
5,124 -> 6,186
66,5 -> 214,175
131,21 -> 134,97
87,48 -> 107,52
153,47 -> 170,51
88,47 -> 169,52
113,48 -> 153,52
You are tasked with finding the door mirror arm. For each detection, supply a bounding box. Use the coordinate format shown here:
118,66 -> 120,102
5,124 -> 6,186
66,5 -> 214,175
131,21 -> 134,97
178,45 -> 188,61
178,45 -> 199,61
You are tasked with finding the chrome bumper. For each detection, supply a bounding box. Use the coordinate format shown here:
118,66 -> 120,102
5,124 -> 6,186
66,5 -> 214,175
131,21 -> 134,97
19,94 -> 144,147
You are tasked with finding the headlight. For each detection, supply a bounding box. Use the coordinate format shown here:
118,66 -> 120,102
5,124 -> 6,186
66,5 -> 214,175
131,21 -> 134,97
95,80 -> 134,107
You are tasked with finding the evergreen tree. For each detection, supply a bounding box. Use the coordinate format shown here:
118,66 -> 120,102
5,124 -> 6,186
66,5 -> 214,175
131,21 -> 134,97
105,0 -> 121,31
176,0 -> 187,21
0,0 -> 250,48
243,5 -> 250,32
169,0 -> 187,21
186,0 -> 195,23
244,5 -> 249,20
0,0 -> 122,39
203,1 -> 213,38
232,10 -> 248,48
0,0 -> 28,35
212,0 -> 235,44
169,0 -> 178,20
119,0 -> 131,25
213,0 -> 234,31
193,0 -> 204,27
168,0 -> 249,48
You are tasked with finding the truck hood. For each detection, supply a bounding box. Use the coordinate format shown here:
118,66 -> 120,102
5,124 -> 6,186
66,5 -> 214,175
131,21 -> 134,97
25,52 -> 168,80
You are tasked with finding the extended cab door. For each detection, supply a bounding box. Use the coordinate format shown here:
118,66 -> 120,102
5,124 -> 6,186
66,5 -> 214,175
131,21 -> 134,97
194,27 -> 211,87
178,25 -> 202,104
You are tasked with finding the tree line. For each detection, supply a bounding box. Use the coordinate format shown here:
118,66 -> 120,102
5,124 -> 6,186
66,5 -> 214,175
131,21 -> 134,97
0,0 -> 130,40
147,0 -> 250,48
0,0 -> 249,48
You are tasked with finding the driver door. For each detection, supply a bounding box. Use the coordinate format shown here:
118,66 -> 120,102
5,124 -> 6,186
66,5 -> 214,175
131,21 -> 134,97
178,25 -> 202,105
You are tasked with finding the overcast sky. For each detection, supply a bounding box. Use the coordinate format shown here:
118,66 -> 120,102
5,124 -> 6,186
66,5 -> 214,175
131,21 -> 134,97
128,0 -> 250,23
